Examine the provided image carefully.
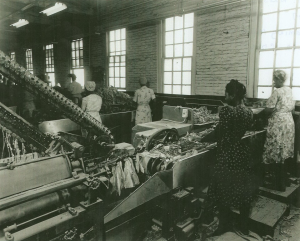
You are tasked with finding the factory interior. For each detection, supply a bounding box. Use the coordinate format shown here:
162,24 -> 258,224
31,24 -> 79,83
0,0 -> 300,240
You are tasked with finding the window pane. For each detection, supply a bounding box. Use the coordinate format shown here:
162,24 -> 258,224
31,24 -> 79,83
293,68 -> 300,85
173,72 -> 181,84
109,67 -> 114,77
182,85 -> 191,95
164,59 -> 172,71
166,45 -> 173,57
115,29 -> 121,40
164,72 -> 172,84
184,28 -> 193,42
164,85 -> 172,94
183,58 -> 192,70
175,16 -> 183,29
263,0 -> 278,13
173,58 -> 182,71
275,49 -> 293,67
166,31 -> 174,45
115,78 -> 120,87
80,40 -> 83,47
173,85 -> 181,94
121,56 -> 126,62
298,11 -> 300,27
296,29 -> 300,46
175,44 -> 183,57
120,78 -> 126,88
116,41 -> 121,51
174,30 -> 183,43
121,40 -> 126,51
278,30 -> 294,47
294,49 -> 300,66
257,87 -> 272,98
121,28 -> 126,39
258,69 -> 273,85
115,56 -> 120,63
279,0 -> 297,10
259,51 -> 274,68
166,17 -> 174,31
109,78 -> 114,86
184,43 -> 193,56
72,69 -> 84,86
261,32 -> 276,49
279,10 -> 296,30
121,67 -> 125,77
110,31 -> 115,41
292,87 -> 300,100
262,13 -> 277,32
182,72 -> 191,84
282,68 -> 291,86
110,42 -> 115,52
115,67 -> 120,77
184,13 -> 194,28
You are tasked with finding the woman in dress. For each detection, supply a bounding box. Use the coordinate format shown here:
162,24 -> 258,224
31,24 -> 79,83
133,77 -> 156,125
203,79 -> 256,235
263,70 -> 295,191
81,81 -> 102,137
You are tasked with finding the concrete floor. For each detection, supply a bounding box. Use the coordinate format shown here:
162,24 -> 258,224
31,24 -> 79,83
208,205 -> 300,241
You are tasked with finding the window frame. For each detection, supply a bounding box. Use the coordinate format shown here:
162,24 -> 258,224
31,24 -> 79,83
45,44 -> 55,86
70,38 -> 85,87
107,28 -> 127,91
161,13 -> 196,95
249,0 -> 300,102
25,49 -> 33,73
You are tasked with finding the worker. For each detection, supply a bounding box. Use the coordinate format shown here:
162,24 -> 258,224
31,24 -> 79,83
262,70 -> 295,191
67,73 -> 83,105
81,81 -> 102,138
202,79 -> 256,235
21,90 -> 36,121
133,77 -> 156,125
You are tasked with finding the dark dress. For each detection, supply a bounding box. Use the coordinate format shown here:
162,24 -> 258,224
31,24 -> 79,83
208,105 -> 255,208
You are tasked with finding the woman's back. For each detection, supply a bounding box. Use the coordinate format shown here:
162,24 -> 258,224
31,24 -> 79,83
269,87 -> 294,114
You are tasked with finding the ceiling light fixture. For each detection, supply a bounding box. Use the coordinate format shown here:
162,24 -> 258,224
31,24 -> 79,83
10,19 -> 29,28
40,2 -> 67,16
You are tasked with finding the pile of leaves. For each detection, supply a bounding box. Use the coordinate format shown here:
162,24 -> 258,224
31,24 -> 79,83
97,87 -> 136,114
193,106 -> 219,124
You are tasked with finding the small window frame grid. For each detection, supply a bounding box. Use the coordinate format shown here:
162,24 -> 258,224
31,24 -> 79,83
256,0 -> 300,100
26,49 -> 33,72
108,28 -> 126,90
163,13 -> 194,95
71,38 -> 84,68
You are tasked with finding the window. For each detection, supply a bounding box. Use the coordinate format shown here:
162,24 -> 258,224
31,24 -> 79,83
45,44 -> 55,86
26,49 -> 33,73
71,38 -> 84,86
163,13 -> 194,95
257,0 -> 300,100
108,28 -> 126,90
10,52 -> 15,61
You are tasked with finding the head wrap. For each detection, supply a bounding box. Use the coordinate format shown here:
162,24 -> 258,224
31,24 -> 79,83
139,77 -> 148,85
85,81 -> 96,91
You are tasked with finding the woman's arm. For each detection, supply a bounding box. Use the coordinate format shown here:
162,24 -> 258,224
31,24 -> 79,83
81,98 -> 87,111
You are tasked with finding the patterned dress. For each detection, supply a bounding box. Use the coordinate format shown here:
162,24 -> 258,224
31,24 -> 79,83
133,86 -> 155,125
208,105 -> 255,208
263,87 -> 295,164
